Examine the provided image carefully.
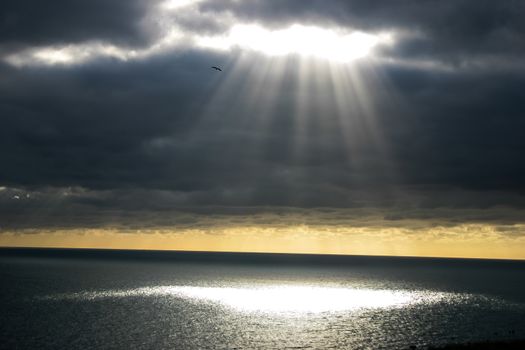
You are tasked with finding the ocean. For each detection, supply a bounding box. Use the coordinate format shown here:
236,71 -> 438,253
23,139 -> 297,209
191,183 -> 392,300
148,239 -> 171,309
1,248 -> 524,349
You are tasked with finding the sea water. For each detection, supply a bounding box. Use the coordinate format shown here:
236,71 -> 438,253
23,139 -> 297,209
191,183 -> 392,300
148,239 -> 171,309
1,249 -> 524,349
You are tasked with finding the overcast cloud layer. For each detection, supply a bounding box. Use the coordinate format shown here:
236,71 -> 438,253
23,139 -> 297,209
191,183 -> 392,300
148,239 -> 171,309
1,0 -> 525,233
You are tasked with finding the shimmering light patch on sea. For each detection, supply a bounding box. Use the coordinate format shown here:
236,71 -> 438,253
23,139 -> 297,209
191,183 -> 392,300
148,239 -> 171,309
42,285 -> 474,314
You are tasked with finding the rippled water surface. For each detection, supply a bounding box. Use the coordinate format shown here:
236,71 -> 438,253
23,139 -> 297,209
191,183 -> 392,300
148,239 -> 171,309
1,252 -> 525,349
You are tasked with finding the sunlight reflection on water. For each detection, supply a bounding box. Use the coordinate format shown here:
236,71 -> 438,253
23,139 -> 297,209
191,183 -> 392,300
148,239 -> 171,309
45,285 -> 468,314
13,258 -> 525,349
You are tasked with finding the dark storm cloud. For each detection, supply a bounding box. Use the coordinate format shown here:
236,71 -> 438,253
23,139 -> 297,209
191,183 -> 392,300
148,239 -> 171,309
0,51 -> 220,189
379,66 -> 525,192
2,186 -> 525,233
1,0 -> 525,232
0,0 -> 157,49
1,53 -> 525,206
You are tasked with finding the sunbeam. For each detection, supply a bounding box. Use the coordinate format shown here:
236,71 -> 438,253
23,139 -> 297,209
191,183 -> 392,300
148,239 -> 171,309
189,48 -> 400,208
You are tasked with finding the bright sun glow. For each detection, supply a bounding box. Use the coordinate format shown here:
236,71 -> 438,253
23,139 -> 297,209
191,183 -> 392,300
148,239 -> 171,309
49,285 -> 457,314
197,24 -> 393,62
161,0 -> 202,10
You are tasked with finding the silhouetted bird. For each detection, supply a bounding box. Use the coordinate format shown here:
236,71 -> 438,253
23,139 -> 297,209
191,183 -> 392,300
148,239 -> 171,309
211,66 -> 222,71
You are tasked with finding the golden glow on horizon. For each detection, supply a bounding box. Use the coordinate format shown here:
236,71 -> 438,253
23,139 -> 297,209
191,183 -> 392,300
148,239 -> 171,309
2,223 -> 525,260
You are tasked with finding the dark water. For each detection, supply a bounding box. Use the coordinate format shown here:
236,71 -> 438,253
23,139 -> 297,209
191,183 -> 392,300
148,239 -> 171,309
1,249 -> 525,349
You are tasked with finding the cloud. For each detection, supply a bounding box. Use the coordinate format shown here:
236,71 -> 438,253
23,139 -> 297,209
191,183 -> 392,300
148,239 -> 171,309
1,186 -> 525,232
0,0 -> 524,249
0,0 -> 157,48
197,0 -> 525,69
3,0 -> 524,70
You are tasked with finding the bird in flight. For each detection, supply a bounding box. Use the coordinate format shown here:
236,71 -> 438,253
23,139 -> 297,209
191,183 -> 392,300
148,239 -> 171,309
211,66 -> 222,71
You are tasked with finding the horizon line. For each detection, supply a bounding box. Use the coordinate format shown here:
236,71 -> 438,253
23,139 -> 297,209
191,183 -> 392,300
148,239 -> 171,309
1,246 -> 524,262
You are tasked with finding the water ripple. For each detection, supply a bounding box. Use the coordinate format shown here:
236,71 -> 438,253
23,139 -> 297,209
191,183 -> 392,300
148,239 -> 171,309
41,285 -> 483,314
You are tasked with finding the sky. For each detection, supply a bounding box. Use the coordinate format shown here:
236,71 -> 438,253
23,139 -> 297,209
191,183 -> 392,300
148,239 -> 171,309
1,0 -> 525,259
